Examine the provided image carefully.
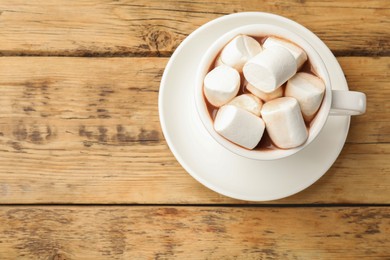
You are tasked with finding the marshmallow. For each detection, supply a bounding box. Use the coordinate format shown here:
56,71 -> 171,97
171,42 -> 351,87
204,65 -> 240,107
214,55 -> 224,67
228,94 -> 263,117
263,37 -> 307,69
261,97 -> 308,149
285,72 -> 325,122
214,105 -> 265,150
246,82 -> 284,102
220,35 -> 262,72
243,46 -> 297,93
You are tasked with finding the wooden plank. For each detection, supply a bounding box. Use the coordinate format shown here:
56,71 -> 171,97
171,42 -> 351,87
0,0 -> 388,56
0,206 -> 388,259
0,142 -> 388,204
0,57 -> 387,144
0,57 -> 388,204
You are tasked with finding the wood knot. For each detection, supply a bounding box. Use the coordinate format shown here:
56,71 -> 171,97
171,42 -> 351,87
50,252 -> 69,260
146,28 -> 172,54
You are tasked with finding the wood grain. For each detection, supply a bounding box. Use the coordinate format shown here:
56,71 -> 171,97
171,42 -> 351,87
340,57 -> 390,143
0,206 -> 388,259
0,1 -> 388,258
0,0 -> 388,57
0,57 -> 388,204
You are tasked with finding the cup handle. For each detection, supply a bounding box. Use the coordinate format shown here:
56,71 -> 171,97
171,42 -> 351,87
330,90 -> 366,116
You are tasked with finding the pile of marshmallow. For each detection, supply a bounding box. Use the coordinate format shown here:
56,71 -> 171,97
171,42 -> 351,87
204,35 -> 325,150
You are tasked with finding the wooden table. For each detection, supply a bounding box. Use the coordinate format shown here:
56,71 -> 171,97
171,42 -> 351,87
0,1 -> 389,259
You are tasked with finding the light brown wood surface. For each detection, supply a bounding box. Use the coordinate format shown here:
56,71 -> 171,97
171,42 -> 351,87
0,0 -> 389,259
0,206 -> 389,259
0,0 -> 388,56
0,57 -> 388,204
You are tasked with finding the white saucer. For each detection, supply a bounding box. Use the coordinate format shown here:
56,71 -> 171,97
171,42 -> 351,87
159,12 -> 350,201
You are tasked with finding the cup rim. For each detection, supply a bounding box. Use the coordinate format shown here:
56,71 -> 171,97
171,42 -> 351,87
194,23 -> 332,160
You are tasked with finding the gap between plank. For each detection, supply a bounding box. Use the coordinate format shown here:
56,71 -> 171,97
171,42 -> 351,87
0,50 -> 388,58
0,203 -> 388,207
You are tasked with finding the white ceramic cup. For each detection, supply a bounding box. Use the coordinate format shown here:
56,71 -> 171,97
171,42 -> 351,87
194,24 -> 366,160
